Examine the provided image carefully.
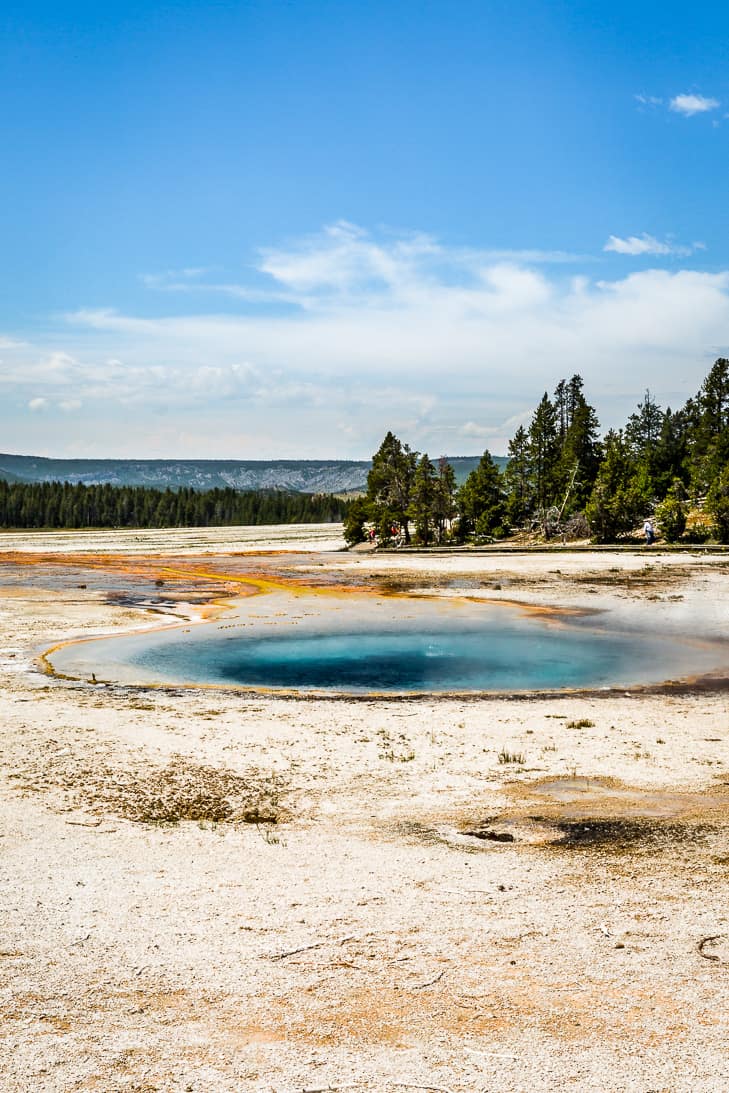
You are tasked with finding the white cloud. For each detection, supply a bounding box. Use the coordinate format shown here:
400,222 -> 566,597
604,233 -> 700,257
635,94 -> 663,107
257,219 -> 441,300
669,93 -> 720,117
59,399 -> 82,411
3,223 -> 729,457
141,266 -> 214,288
460,421 -> 490,438
28,397 -> 48,411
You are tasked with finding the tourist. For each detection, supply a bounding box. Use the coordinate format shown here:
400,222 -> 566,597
644,518 -> 655,545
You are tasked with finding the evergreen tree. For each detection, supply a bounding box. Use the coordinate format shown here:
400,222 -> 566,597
0,480 -> 351,530
431,457 -> 457,543
699,357 -> 729,434
652,407 -> 688,497
565,374 -> 586,427
554,379 -> 568,441
684,359 -> 729,495
503,425 -> 532,526
528,393 -> 559,511
558,395 -> 602,510
343,497 -> 369,546
366,431 -> 417,543
626,389 -> 663,459
655,479 -> 687,543
706,464 -> 729,543
410,454 -> 438,545
585,430 -> 650,542
457,450 -> 508,540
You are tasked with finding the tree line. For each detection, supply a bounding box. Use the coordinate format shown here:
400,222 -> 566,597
0,481 -> 349,529
345,358 -> 729,545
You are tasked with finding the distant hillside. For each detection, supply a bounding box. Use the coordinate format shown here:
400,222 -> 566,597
0,453 -> 506,493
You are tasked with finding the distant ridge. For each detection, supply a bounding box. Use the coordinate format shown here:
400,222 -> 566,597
0,453 -> 506,493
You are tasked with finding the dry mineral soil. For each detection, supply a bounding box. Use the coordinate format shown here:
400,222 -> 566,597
1,525 -> 729,1092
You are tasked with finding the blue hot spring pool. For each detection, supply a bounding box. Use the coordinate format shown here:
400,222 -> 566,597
47,595 -> 723,694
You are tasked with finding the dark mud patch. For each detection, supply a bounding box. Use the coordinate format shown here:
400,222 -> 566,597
421,776 -> 729,857
542,816 -> 711,851
462,826 -> 516,842
448,813 -> 714,855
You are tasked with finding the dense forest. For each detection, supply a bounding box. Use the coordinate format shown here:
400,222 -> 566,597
0,481 -> 348,529
345,358 -> 729,546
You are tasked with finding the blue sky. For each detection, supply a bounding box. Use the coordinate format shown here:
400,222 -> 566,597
3,0 -> 729,457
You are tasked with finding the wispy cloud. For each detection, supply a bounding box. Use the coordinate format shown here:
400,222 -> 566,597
604,233 -> 703,257
3,222 -> 729,457
140,224 -> 586,310
460,421 -> 490,439
669,93 -> 720,117
634,94 -> 663,107
140,267 -> 214,288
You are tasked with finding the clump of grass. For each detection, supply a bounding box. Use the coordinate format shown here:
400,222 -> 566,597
257,823 -> 285,846
498,749 -> 526,765
377,727 -> 416,762
566,718 -> 595,730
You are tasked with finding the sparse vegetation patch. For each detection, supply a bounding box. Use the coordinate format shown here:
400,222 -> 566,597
8,748 -> 285,826
498,749 -> 526,764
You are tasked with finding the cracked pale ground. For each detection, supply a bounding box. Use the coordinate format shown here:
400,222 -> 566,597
1,526 -> 729,1092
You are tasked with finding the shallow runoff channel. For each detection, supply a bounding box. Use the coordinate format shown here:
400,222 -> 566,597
44,580 -> 729,695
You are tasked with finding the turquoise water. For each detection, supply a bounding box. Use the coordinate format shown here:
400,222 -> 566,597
116,613 -> 708,692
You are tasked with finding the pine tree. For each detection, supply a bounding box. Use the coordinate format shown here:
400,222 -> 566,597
655,479 -> 687,542
366,431 -> 417,543
626,389 -> 663,458
410,454 -> 438,545
343,497 -> 369,546
585,430 -> 650,542
431,457 -> 457,543
503,425 -> 532,526
706,464 -> 729,542
652,407 -> 688,497
558,396 -> 602,510
554,379 -> 568,441
457,450 -> 507,540
528,393 -> 559,511
687,359 -> 729,495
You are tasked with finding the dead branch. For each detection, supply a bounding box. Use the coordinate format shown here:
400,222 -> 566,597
698,935 -> 723,962
271,942 -> 324,961
271,935 -> 355,961
303,1079 -> 454,1091
391,1084 -> 455,1092
412,968 -> 446,990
